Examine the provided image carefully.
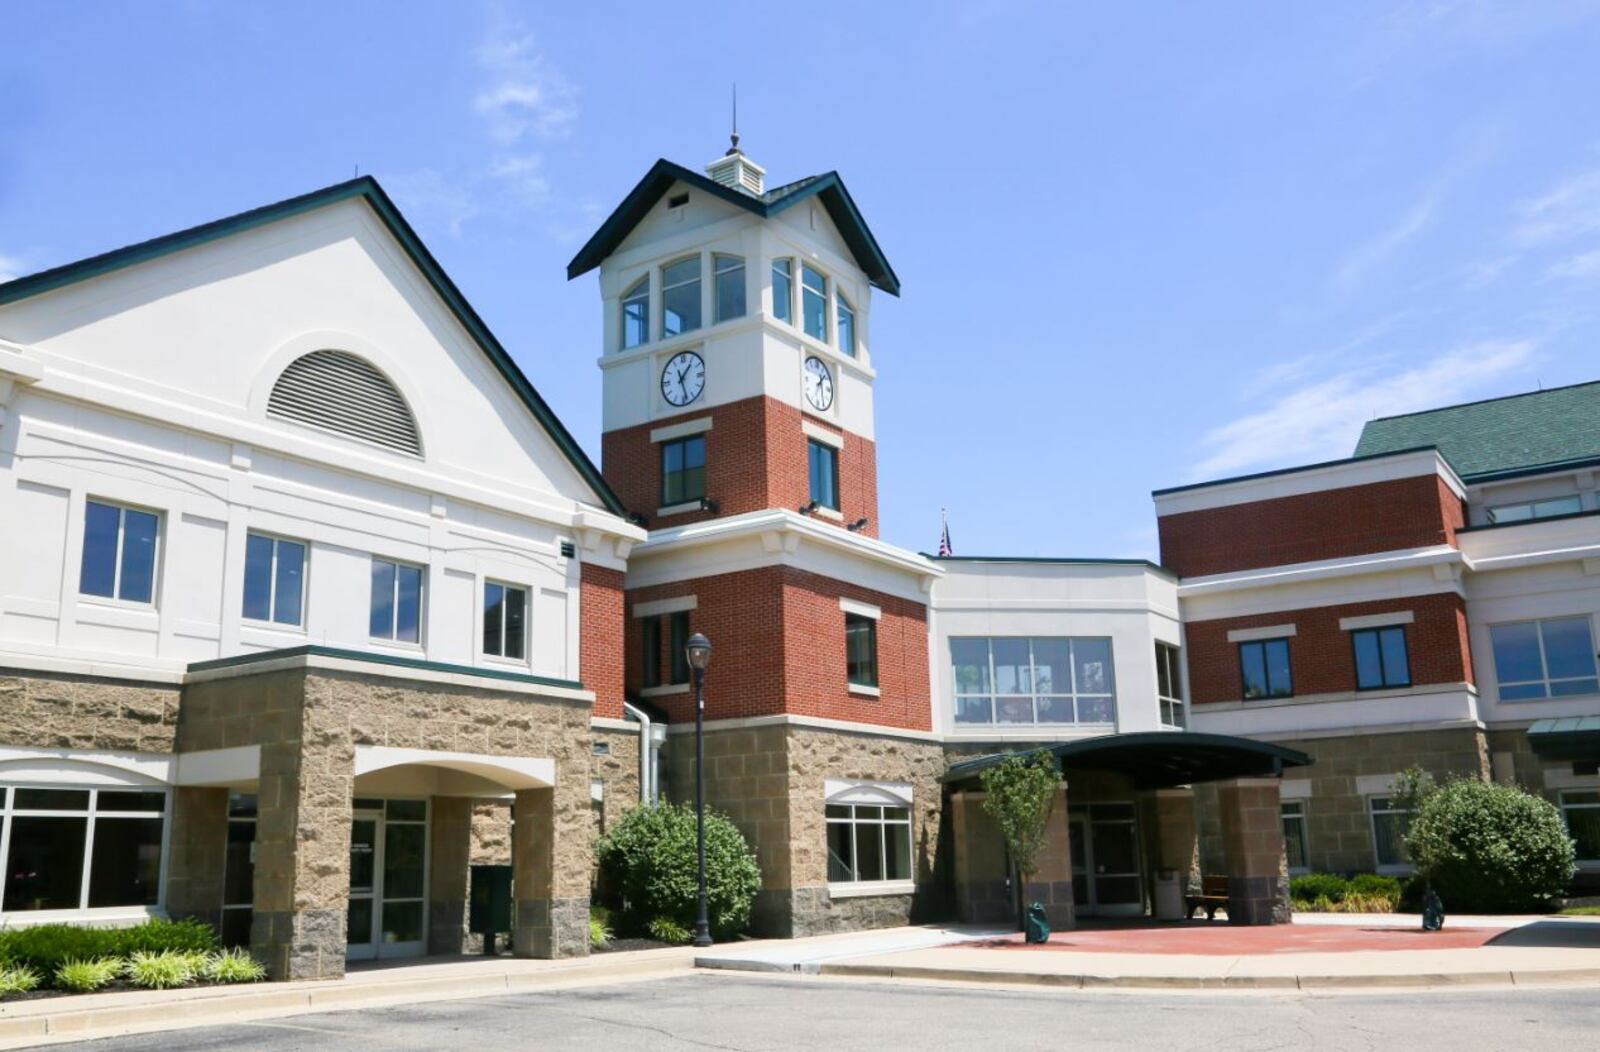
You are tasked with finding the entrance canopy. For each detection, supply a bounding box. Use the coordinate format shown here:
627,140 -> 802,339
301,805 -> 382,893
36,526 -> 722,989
1528,717 -> 1600,763
944,731 -> 1312,790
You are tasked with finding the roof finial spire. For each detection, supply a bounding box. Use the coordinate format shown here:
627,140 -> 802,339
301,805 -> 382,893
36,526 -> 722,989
727,83 -> 741,155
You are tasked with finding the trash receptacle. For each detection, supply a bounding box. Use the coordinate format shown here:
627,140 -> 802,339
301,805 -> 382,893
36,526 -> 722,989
1152,869 -> 1184,921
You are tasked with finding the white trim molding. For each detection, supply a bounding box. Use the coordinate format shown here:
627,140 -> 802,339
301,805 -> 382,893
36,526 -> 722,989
1339,611 -> 1415,631
1355,772 -> 1404,797
1279,779 -> 1313,800
640,683 -> 690,698
633,595 -> 698,619
1227,624 -> 1297,643
839,597 -> 882,620
828,879 -> 914,899
802,421 -> 845,450
353,745 -> 556,789
824,779 -> 913,806
649,417 -> 713,443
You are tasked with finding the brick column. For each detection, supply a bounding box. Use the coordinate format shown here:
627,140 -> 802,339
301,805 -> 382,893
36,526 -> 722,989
949,790 -> 1009,924
165,786 -> 229,931
1021,787 -> 1074,930
511,786 -> 589,958
1216,777 -> 1288,926
428,796 -> 473,955
1149,788 -> 1198,880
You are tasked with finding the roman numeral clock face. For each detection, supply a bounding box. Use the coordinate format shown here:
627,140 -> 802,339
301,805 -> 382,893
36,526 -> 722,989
660,351 -> 705,407
803,355 -> 834,411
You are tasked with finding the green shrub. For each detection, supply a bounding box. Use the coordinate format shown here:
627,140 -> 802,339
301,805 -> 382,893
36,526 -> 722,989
589,912 -> 613,951
1346,874 -> 1402,900
54,958 -> 122,993
107,918 -> 218,957
1289,873 -> 1400,913
646,917 -> 691,945
596,802 -> 761,940
1406,778 -> 1576,912
124,950 -> 198,990
1289,873 -> 1348,904
202,948 -> 266,984
0,964 -> 41,997
0,918 -> 219,984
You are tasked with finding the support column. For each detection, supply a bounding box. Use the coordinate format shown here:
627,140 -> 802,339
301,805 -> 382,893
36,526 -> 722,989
165,786 -> 230,931
949,790 -> 1010,924
428,796 -> 473,955
1216,777 -> 1289,926
1150,788 -> 1198,883
1022,787 -> 1074,930
511,786 -> 589,958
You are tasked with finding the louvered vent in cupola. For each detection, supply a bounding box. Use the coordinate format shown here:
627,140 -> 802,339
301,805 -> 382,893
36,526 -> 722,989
267,350 -> 422,456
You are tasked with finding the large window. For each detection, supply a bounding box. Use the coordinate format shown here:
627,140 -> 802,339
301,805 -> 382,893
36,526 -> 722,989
772,258 -> 793,324
950,637 -> 1116,726
836,292 -> 857,357
808,439 -> 839,510
370,558 -> 424,643
1239,638 -> 1293,699
660,435 -> 707,506
641,610 -> 691,687
0,785 -> 167,915
1490,617 -> 1600,700
242,533 -> 306,627
846,613 -> 878,689
1155,642 -> 1185,728
714,254 -> 746,323
1369,796 -> 1412,871
1560,790 -> 1600,863
621,276 -> 649,349
641,615 -> 662,689
826,803 -> 911,886
661,257 -> 701,337
1282,801 -> 1309,874
801,264 -> 828,341
1351,626 -> 1410,690
1488,495 -> 1583,524
80,499 -> 160,604
483,581 -> 527,660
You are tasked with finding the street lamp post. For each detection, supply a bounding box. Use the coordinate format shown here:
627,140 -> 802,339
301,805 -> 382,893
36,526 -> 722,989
686,632 -> 714,949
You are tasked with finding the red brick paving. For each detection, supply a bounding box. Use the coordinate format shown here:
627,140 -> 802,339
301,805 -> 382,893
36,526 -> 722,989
979,921 -> 1509,956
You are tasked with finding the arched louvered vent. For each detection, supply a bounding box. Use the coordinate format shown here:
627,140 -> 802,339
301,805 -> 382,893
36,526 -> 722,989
267,350 -> 422,456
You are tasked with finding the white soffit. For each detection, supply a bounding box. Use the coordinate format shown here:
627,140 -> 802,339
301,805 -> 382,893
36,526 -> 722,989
354,745 -> 556,789
633,595 -> 698,618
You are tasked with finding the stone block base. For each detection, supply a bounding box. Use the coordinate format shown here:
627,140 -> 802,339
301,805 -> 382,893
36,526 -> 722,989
1022,879 -> 1076,930
254,907 -> 347,980
514,895 -> 590,959
755,886 -> 919,937
1226,875 -> 1282,926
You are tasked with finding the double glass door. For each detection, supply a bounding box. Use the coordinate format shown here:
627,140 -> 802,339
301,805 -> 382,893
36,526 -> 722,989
347,799 -> 428,960
1069,802 -> 1144,917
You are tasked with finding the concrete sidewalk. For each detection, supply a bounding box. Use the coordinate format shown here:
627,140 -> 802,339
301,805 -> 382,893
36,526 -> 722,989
695,923 -> 1009,973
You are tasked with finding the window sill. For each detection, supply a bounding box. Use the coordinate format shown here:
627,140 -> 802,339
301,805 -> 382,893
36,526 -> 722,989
0,906 -> 166,928
242,618 -> 307,634
481,655 -> 532,671
848,683 -> 880,698
640,683 -> 690,698
368,637 -> 426,655
828,880 -> 914,900
1498,691 -> 1600,703
813,506 -> 843,522
656,501 -> 704,518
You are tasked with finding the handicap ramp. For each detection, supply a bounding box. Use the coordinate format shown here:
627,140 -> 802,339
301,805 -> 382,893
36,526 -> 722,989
696,924 -> 1009,975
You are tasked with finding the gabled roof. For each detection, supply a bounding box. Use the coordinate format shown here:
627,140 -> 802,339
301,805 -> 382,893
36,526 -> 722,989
565,159 -> 900,296
0,177 -> 626,516
1354,380 -> 1600,481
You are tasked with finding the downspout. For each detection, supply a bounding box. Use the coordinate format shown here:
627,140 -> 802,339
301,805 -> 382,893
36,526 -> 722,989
623,700 -> 653,804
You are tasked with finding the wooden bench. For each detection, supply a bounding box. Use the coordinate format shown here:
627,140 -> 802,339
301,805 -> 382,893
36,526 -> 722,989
1184,875 -> 1229,920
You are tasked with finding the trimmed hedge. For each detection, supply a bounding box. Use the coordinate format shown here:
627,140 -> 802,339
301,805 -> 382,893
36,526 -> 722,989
1289,873 -> 1402,913
0,919 -> 218,987
1406,778 -> 1575,912
596,802 -> 762,940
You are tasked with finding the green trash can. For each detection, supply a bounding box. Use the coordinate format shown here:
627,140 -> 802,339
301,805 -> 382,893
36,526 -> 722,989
469,864 -> 513,953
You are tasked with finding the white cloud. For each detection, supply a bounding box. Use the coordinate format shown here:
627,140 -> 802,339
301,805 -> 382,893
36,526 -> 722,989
1192,339 -> 1535,478
382,170 -> 480,236
0,254 -> 25,283
473,16 -> 576,145
1514,164 -> 1600,246
1546,248 -> 1600,280
488,154 -> 551,205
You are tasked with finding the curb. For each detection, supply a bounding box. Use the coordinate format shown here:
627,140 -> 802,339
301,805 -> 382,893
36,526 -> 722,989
0,955 -> 694,1049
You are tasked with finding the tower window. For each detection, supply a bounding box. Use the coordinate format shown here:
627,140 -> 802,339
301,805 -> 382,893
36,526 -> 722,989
846,613 -> 878,689
801,264 -> 828,342
836,292 -> 857,357
661,256 -> 702,337
772,259 -> 793,324
621,276 -> 649,349
808,438 -> 839,511
660,435 -> 706,506
714,255 -> 746,323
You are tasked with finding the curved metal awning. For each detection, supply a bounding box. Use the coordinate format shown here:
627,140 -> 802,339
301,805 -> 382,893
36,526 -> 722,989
1527,717 -> 1600,762
944,731 -> 1312,790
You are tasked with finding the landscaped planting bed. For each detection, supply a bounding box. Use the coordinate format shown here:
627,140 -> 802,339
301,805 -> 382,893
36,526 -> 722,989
0,919 -> 266,1001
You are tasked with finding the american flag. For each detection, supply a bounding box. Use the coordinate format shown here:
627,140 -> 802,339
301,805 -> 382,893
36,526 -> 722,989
938,508 -> 952,557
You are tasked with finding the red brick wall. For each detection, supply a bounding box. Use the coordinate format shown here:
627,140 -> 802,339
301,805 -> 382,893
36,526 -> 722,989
1184,592 -> 1473,705
624,566 -> 928,730
579,563 -> 626,719
601,396 -> 878,537
1157,474 -> 1465,578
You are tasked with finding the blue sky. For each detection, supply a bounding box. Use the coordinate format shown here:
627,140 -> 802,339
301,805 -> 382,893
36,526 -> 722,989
6,2 -> 1600,559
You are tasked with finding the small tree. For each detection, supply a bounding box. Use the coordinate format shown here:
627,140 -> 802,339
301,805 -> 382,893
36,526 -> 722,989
595,802 -> 762,939
980,749 -> 1062,927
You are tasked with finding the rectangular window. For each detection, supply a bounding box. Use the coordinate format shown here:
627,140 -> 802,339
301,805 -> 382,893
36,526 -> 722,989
826,802 -> 911,885
1491,617 -> 1600,700
482,581 -> 527,660
1351,625 -> 1410,690
836,293 -> 857,357
641,616 -> 663,688
808,439 -> 839,510
713,254 -> 746,323
0,784 -> 167,914
79,499 -> 160,604
661,257 -> 702,337
1488,495 -> 1583,524
772,258 -> 793,324
621,278 -> 649,349
1560,790 -> 1600,863
370,558 -> 424,643
221,793 -> 256,948
846,613 -> 878,689
669,610 -> 690,685
660,435 -> 707,506
801,263 -> 828,341
950,637 -> 1117,726
1155,642 -> 1185,728
1282,801 -> 1309,874
1239,638 -> 1293,699
242,533 -> 306,626
1369,796 -> 1412,870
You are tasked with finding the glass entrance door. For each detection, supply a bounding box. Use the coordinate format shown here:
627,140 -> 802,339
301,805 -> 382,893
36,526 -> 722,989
346,799 -> 428,961
1068,803 -> 1144,917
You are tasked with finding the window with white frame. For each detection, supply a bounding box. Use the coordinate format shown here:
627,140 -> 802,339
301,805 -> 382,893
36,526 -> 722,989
951,637 -> 1116,726
1487,495 -> 1583,524
370,558 -> 424,644
713,254 -> 746,323
825,785 -> 912,888
801,263 -> 828,342
621,276 -> 649,349
1368,796 -> 1412,871
1560,790 -> 1600,863
836,291 -> 857,357
772,258 -> 793,324
1489,616 -> 1600,700
661,257 -> 702,337
0,785 -> 168,915
1282,801 -> 1309,874
242,532 -> 306,627
79,499 -> 160,604
483,581 -> 527,660
1155,642 -> 1185,728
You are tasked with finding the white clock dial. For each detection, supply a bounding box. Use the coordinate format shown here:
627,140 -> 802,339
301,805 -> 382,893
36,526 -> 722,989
660,351 -> 706,407
803,356 -> 834,411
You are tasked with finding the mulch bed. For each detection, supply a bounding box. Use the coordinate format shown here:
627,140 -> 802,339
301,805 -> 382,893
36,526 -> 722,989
593,937 -> 674,953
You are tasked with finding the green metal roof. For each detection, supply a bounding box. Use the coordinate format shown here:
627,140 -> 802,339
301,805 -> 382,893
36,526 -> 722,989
0,177 -> 627,517
1354,381 -> 1600,480
944,732 -> 1312,790
565,159 -> 900,296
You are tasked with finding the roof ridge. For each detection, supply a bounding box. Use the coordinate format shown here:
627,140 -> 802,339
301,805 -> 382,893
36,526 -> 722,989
1365,378 -> 1600,424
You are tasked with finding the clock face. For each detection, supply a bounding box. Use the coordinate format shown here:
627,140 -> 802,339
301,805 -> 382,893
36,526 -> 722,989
660,351 -> 706,407
803,356 -> 834,411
